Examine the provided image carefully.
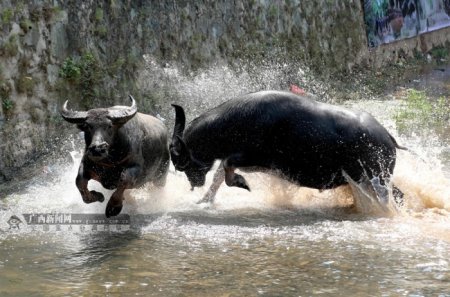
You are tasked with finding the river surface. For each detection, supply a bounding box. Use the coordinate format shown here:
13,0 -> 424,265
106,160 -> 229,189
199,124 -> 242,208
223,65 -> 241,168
1,65 -> 450,296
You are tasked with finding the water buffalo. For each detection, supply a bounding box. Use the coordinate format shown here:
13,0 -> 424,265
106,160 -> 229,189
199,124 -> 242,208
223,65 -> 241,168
61,96 -> 170,217
170,90 -> 405,207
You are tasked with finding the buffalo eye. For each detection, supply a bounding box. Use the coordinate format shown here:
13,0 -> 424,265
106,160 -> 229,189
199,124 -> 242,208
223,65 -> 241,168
77,123 -> 89,131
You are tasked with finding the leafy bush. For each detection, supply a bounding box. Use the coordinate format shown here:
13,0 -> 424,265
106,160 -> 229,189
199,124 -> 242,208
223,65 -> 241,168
395,89 -> 450,138
59,57 -> 81,82
58,53 -> 104,106
430,46 -> 449,62
2,98 -> 14,111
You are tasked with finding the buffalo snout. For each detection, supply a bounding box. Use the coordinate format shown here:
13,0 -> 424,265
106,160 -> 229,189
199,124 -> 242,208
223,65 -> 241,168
88,142 -> 109,158
185,167 -> 208,189
187,174 -> 206,190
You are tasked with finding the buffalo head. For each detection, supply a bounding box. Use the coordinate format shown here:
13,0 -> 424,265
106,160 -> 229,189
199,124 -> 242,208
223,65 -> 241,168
170,104 -> 210,189
61,95 -> 137,161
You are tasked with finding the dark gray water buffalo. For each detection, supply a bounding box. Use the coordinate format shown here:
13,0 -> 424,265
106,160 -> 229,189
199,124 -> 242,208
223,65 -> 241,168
170,90 -> 405,205
61,96 -> 170,217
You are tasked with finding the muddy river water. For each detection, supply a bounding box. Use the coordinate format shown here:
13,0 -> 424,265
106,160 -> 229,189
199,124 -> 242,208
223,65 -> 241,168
1,66 -> 450,296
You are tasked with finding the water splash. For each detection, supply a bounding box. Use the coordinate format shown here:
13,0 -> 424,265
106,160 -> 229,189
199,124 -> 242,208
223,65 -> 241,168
1,60 -> 449,231
138,56 -> 323,123
394,151 -> 450,211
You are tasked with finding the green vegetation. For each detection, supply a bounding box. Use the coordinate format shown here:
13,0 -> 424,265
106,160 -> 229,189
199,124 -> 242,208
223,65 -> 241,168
93,7 -> 107,38
395,89 -> 450,138
2,35 -> 19,57
59,57 -> 81,82
19,18 -> 33,33
60,53 -> 101,85
267,4 -> 278,21
1,80 -> 14,116
1,8 -> 14,25
2,98 -> 13,111
58,52 -> 104,107
58,49 -> 144,109
77,53 -> 103,102
95,24 -> 108,38
430,46 -> 449,62
95,8 -> 104,21
0,80 -> 14,117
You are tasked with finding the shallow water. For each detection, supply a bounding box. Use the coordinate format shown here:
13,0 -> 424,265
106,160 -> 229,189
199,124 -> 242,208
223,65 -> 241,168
1,137 -> 450,296
1,212 -> 450,296
1,65 -> 450,296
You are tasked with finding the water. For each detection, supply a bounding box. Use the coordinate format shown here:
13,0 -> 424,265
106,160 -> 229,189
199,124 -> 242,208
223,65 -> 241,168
1,62 -> 450,296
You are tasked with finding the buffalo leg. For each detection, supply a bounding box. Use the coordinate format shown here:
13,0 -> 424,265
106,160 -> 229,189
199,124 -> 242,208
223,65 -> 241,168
153,158 -> 170,188
197,162 -> 225,204
105,165 -> 141,218
76,163 -> 105,203
223,154 -> 251,191
392,184 -> 404,206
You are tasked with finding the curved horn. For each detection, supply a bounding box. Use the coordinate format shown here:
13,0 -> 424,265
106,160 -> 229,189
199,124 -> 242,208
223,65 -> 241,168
60,100 -> 88,124
171,104 -> 186,140
108,95 -> 138,123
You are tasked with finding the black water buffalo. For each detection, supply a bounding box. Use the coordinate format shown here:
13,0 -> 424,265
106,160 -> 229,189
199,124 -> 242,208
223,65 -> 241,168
170,90 -> 405,205
61,96 -> 170,217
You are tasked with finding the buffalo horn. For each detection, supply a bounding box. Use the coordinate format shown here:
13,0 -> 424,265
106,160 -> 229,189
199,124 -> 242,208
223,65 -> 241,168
171,104 -> 186,140
60,100 -> 88,124
108,95 -> 138,123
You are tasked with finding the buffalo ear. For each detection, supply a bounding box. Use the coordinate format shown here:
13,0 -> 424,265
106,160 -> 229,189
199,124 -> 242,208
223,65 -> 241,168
170,136 -> 190,170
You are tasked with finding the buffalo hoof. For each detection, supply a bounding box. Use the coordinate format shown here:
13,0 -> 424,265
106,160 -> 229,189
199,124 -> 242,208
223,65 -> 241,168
233,174 -> 251,191
196,194 -> 214,204
105,202 -> 123,218
83,190 -> 105,203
